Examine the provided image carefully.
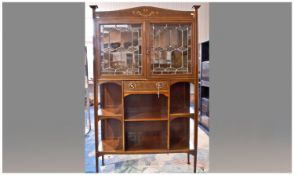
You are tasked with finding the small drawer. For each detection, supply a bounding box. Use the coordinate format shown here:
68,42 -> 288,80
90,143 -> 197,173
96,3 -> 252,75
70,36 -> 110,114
124,81 -> 168,92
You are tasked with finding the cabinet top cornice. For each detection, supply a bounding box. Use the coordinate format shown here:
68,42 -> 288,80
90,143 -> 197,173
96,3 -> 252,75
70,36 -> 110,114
91,5 -> 200,19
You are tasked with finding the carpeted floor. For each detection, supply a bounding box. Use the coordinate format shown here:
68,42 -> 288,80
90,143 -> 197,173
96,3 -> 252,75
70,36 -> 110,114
85,107 -> 209,173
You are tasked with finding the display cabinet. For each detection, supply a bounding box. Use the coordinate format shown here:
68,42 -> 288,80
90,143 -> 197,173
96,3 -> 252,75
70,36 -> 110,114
90,5 -> 200,173
199,41 -> 209,130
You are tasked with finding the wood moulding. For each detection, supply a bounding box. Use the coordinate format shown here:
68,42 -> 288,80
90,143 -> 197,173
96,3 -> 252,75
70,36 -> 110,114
95,6 -> 195,19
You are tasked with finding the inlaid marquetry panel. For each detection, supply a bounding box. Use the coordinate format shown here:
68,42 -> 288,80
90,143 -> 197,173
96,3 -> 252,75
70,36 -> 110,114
123,80 -> 168,92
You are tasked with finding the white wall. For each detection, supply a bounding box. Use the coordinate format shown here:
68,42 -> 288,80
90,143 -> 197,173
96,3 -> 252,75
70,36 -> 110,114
85,2 -> 209,78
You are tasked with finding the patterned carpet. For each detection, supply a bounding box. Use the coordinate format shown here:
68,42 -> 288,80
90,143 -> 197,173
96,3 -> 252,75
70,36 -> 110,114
85,107 -> 209,173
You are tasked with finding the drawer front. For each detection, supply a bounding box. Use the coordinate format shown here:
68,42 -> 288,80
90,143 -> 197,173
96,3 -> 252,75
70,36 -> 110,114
124,81 -> 168,92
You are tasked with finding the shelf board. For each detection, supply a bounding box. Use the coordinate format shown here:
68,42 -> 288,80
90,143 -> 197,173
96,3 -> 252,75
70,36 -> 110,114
199,115 -> 209,129
170,113 -> 194,119
98,138 -> 123,152
200,80 -> 209,87
98,108 -> 122,117
98,149 -> 194,154
98,115 -> 122,121
171,106 -> 195,115
169,146 -> 190,151
124,117 -> 168,122
125,148 -> 167,152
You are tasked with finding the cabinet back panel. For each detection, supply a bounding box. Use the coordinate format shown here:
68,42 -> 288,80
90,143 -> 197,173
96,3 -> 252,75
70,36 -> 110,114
170,118 -> 190,149
124,94 -> 168,119
125,121 -> 167,150
170,82 -> 190,113
101,119 -> 123,150
100,83 -> 122,114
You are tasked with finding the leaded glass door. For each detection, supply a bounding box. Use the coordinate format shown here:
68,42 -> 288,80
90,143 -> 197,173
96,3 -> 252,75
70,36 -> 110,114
98,23 -> 144,78
148,23 -> 194,77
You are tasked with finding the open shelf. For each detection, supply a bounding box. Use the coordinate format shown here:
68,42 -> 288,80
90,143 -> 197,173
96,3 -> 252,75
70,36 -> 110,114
99,149 -> 192,154
200,80 -> 209,87
170,82 -> 193,114
124,94 -> 168,120
98,108 -> 122,117
99,82 -> 122,116
98,138 -> 122,152
124,91 -> 168,97
99,119 -> 123,151
125,121 -> 167,150
199,41 -> 209,131
200,86 -> 209,98
170,106 -> 195,118
170,117 -> 190,150
201,97 -> 209,116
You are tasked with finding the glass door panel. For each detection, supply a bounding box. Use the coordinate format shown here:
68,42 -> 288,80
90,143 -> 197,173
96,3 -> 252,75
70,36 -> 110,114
150,24 -> 192,75
100,24 -> 142,76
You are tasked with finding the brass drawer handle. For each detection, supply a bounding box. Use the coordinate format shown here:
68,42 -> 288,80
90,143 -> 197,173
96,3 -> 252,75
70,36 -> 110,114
155,82 -> 164,98
128,82 -> 136,89
156,82 -> 163,89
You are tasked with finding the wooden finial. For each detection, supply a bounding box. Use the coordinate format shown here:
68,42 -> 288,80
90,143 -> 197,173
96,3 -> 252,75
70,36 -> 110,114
90,5 -> 98,11
90,5 -> 98,18
192,5 -> 200,10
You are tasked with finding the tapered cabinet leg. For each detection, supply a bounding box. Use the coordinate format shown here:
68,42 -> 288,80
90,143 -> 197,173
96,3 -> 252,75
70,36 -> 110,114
102,155 -> 105,166
96,156 -> 99,173
187,153 -> 190,164
193,152 -> 197,173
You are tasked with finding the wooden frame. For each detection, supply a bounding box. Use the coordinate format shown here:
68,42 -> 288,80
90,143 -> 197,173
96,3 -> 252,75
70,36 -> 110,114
90,5 -> 200,173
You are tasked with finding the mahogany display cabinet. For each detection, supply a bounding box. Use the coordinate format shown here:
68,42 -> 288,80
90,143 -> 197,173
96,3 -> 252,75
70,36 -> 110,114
90,5 -> 200,173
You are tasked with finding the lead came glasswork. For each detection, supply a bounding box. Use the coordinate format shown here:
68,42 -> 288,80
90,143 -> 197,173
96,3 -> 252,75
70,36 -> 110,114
100,24 -> 142,75
151,24 -> 192,75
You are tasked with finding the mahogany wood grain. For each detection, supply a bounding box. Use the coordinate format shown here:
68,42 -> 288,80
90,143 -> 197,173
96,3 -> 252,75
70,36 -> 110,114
100,83 -> 122,115
170,117 -> 190,150
91,5 -> 200,173
125,121 -> 167,150
124,94 -> 168,120
170,82 -> 191,114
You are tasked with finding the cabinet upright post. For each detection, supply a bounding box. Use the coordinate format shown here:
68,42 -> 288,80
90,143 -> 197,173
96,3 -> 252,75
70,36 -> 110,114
90,4 -> 99,173
192,4 -> 200,173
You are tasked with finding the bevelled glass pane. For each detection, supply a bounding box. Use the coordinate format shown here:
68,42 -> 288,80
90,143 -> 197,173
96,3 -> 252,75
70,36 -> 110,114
100,24 -> 142,75
150,24 -> 192,75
